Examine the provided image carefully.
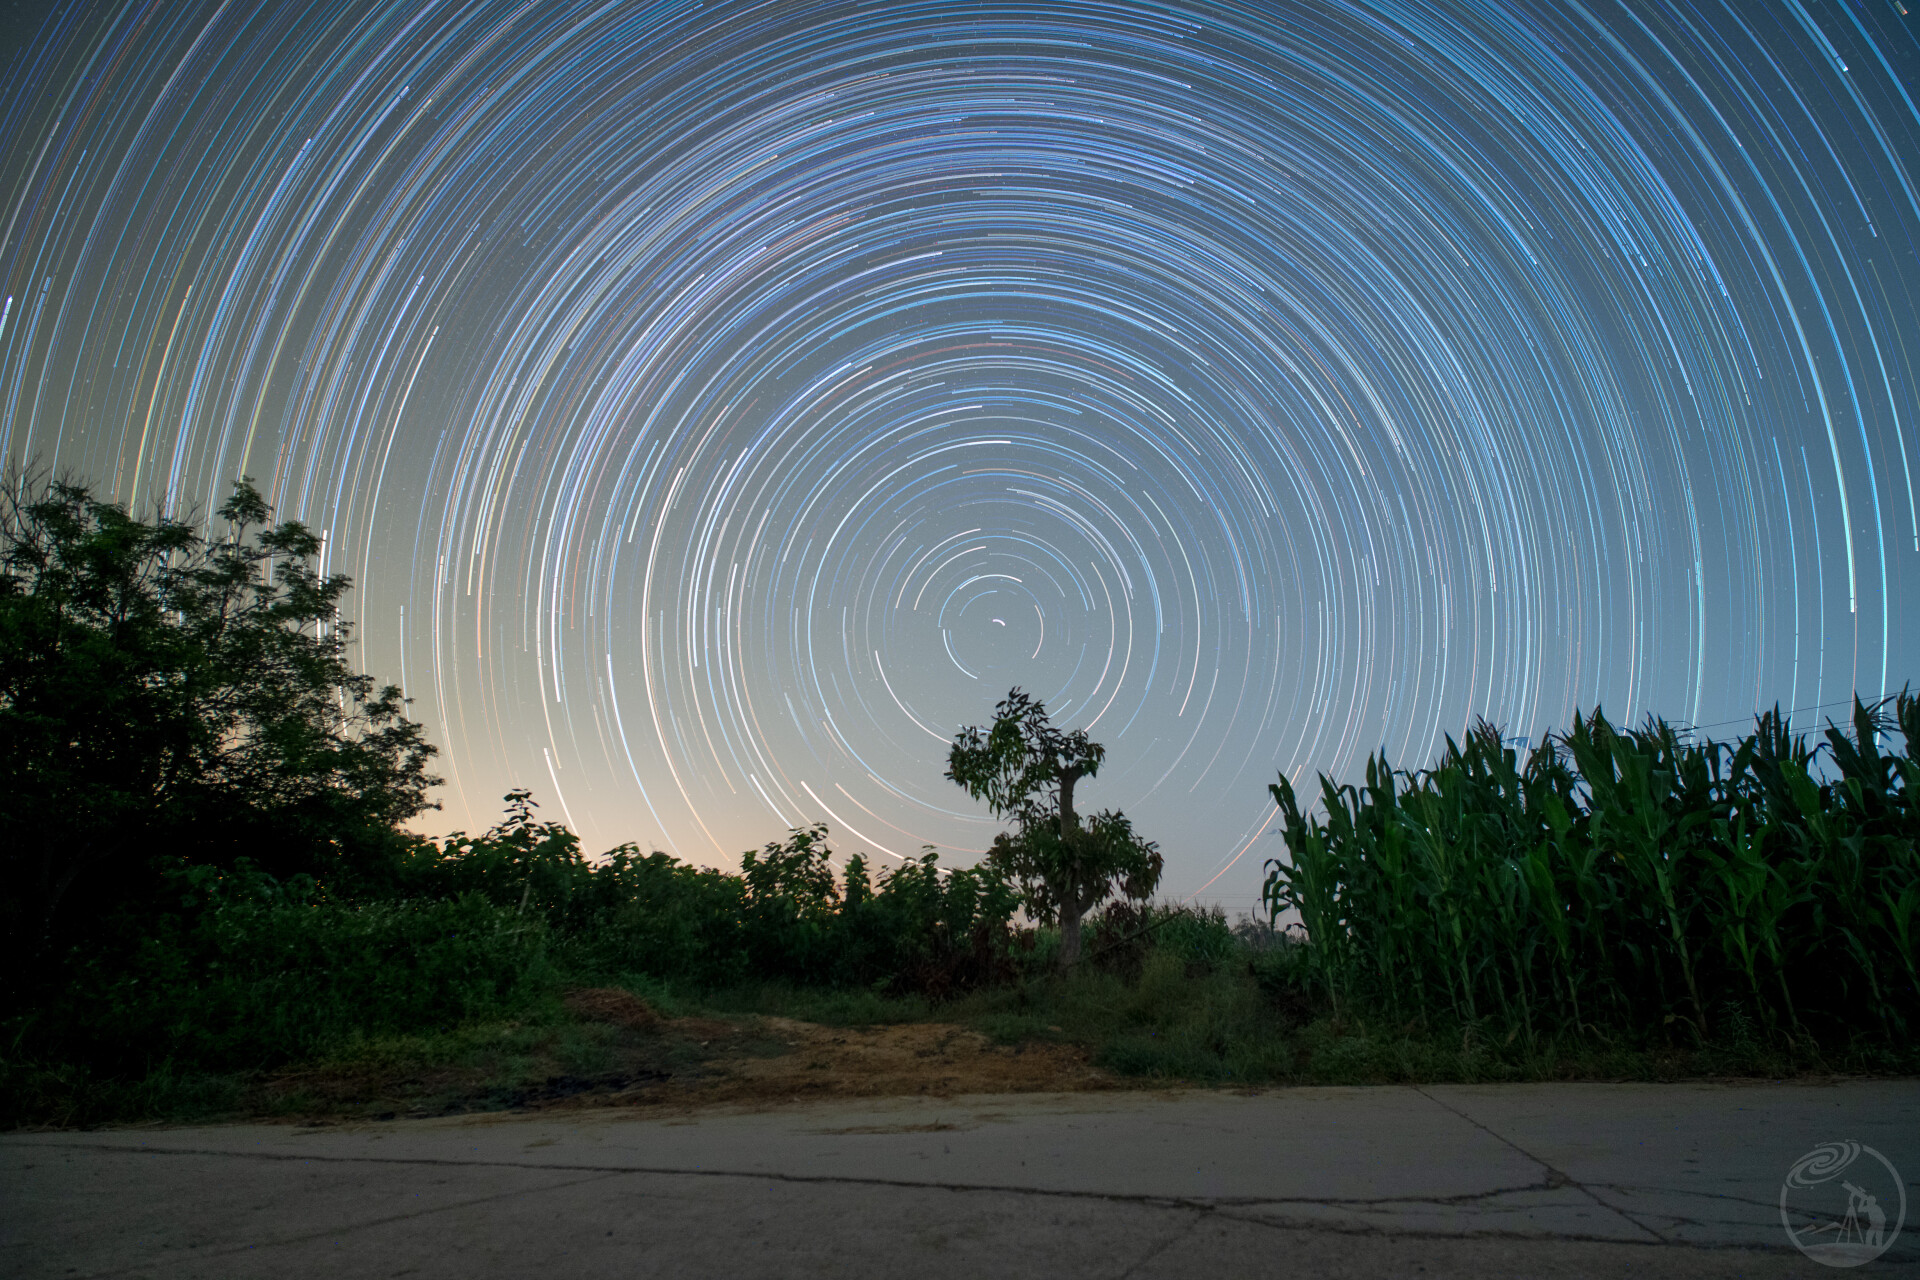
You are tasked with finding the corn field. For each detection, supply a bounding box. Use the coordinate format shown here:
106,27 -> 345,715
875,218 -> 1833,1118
1262,694 -> 1920,1044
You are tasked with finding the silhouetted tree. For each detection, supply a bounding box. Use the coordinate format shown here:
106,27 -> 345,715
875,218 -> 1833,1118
946,688 -> 1161,969
0,475 -> 438,971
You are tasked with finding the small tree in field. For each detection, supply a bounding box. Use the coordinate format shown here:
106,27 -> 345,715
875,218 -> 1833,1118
946,688 -> 1162,970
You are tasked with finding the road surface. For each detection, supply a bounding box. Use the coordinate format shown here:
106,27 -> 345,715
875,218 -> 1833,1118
6,1080 -> 1917,1277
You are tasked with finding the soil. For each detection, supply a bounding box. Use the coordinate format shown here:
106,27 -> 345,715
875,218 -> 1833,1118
252,990 -> 1115,1123
696,1016 -> 1113,1103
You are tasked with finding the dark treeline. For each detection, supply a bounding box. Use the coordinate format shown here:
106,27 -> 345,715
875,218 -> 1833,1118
3,474 -> 1915,1126
23,793 -> 1034,1084
0,477 -> 1168,1116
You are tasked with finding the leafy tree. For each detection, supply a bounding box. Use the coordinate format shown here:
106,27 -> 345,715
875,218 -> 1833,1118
740,822 -> 841,914
0,475 -> 439,971
433,789 -> 593,922
737,822 -> 850,981
946,687 -> 1162,969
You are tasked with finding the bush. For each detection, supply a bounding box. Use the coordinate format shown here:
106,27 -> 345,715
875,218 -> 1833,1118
370,808 -> 1024,994
0,476 -> 438,982
563,850 -> 750,987
1083,901 -> 1237,980
18,868 -> 552,1075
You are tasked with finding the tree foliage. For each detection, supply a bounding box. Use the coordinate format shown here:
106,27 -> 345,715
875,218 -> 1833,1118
947,687 -> 1162,968
0,475 -> 439,965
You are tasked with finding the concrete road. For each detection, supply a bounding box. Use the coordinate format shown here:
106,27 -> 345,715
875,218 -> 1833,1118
5,1081 -> 1917,1278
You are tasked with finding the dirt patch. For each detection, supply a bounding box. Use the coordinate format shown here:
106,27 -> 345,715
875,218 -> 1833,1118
250,1013 -> 1113,1123
689,1018 -> 1113,1104
487,1017 -> 1116,1116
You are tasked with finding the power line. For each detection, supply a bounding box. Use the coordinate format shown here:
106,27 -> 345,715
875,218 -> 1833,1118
1679,686 -> 1911,737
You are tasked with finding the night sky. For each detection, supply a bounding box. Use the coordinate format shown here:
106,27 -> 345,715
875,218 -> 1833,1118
2,0 -> 1916,908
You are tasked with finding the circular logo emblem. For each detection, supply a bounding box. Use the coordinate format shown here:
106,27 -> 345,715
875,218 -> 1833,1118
1780,1141 -> 1906,1268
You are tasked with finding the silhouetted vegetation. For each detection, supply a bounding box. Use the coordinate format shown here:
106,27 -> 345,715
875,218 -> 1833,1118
1264,698 -> 1920,1047
4,794 -> 1031,1125
0,476 -> 438,990
3,476 -> 1913,1128
947,687 -> 1163,968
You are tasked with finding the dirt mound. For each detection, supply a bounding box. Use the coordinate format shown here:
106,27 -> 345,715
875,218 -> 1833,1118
561,987 -> 661,1032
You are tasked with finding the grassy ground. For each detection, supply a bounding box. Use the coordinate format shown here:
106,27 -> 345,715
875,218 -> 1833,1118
951,952 -> 1915,1084
11,951 -> 1912,1130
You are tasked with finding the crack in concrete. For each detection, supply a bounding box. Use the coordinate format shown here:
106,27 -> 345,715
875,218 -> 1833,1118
17,1139 -> 1819,1258
1411,1085 -> 1667,1244
5,1138 -> 1622,1207
1113,1209 -> 1208,1279
68,1168 -> 630,1280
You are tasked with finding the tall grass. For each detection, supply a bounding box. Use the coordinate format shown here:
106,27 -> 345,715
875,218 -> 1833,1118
1262,693 -> 1919,1046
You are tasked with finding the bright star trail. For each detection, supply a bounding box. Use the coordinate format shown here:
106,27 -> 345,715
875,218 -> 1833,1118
2,0 -> 1915,906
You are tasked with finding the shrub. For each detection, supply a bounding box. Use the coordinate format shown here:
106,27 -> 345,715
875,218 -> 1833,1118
21,865 -> 552,1074
0,476 -> 437,983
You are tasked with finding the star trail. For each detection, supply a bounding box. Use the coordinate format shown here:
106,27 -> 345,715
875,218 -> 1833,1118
2,0 -> 1915,905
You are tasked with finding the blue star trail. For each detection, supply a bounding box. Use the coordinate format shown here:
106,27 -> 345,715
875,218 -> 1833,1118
2,0 -> 1915,906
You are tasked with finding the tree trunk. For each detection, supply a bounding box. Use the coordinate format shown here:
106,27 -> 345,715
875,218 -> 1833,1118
1053,763 -> 1087,971
1058,894 -> 1084,971
1057,766 -> 1081,834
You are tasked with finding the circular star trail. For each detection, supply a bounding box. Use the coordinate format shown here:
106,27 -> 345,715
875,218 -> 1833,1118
2,0 -> 1916,903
